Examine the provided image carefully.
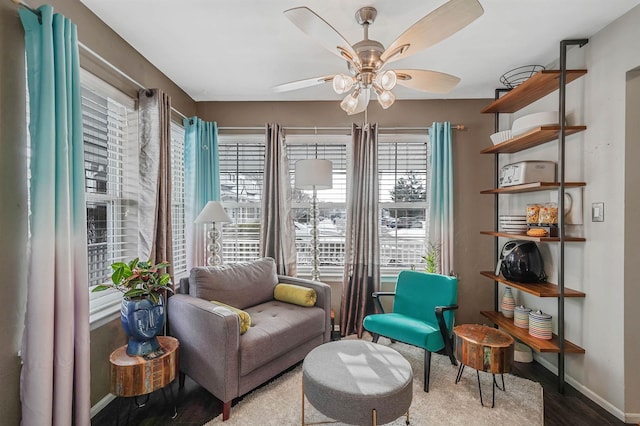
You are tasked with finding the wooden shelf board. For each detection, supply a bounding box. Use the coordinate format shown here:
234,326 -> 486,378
480,230 -> 586,242
480,181 -> 586,194
481,126 -> 587,154
480,311 -> 585,353
479,271 -> 586,297
481,70 -> 588,113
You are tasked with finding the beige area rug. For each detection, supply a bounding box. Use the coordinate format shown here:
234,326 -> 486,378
205,338 -> 543,425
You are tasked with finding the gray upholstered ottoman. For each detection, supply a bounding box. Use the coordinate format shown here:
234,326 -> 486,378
302,340 -> 413,425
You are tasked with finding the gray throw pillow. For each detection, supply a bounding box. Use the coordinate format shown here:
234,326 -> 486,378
189,257 -> 278,309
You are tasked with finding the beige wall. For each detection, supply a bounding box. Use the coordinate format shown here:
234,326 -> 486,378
197,99 -> 496,325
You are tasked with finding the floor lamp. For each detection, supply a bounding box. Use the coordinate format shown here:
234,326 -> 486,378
195,201 -> 231,266
295,159 -> 332,281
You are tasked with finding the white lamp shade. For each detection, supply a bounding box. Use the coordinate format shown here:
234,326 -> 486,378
195,201 -> 231,223
295,159 -> 332,190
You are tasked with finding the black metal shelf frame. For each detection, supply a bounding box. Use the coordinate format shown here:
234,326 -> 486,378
488,39 -> 589,393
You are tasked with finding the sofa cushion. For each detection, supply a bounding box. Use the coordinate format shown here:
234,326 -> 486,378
240,300 -> 325,376
274,283 -> 317,307
210,301 -> 251,334
189,257 -> 278,309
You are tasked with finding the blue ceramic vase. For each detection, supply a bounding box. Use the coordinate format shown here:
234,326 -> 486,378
121,295 -> 165,356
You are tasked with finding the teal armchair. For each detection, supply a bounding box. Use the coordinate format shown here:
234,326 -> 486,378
363,270 -> 458,392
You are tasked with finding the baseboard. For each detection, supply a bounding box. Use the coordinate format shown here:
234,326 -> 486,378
534,355 -> 630,423
91,393 -> 116,418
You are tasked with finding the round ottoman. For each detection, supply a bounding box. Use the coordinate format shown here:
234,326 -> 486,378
302,340 -> 413,425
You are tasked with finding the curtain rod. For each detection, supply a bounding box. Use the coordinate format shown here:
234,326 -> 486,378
219,125 -> 465,134
12,0 -> 188,121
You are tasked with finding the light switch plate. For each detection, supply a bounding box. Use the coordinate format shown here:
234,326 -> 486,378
592,202 -> 604,222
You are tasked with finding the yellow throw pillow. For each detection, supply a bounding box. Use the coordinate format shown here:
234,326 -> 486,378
211,301 -> 251,334
274,283 -> 317,307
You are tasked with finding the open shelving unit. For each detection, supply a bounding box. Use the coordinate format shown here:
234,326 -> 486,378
479,39 -> 589,392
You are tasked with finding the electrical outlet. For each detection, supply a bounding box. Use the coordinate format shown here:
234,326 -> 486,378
592,202 -> 604,222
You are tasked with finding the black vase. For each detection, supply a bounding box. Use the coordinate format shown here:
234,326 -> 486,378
121,295 -> 165,356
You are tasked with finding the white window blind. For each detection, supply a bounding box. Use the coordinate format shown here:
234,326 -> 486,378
287,136 -> 348,275
219,136 -> 265,263
378,135 -> 430,272
170,122 -> 187,279
81,71 -> 139,325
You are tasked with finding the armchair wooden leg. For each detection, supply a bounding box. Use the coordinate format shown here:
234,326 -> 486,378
372,333 -> 380,343
222,401 -> 231,421
424,350 -> 432,392
179,372 -> 185,389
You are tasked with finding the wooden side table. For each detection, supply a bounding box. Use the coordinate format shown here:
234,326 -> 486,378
453,324 -> 514,407
110,336 -> 179,423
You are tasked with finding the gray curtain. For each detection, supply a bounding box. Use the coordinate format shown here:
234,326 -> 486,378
260,123 -> 297,275
341,123 -> 380,337
138,89 -> 174,285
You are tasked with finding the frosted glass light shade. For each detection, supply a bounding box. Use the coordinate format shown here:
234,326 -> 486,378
295,159 -> 332,190
332,74 -> 355,94
195,201 -> 231,223
374,70 -> 397,91
340,90 -> 360,114
377,90 -> 396,109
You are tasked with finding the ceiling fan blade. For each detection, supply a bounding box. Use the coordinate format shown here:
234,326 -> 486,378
272,75 -> 334,93
284,7 -> 360,67
380,0 -> 484,64
394,69 -> 461,93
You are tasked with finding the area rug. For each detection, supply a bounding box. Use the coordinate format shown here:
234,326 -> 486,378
205,338 -> 543,425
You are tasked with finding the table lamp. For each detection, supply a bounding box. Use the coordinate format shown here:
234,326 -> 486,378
195,201 -> 231,266
295,159 -> 332,281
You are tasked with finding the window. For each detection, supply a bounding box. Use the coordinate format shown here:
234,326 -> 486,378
218,135 -> 265,263
378,135 -> 430,272
81,71 -> 139,324
170,122 -> 187,279
216,132 -> 430,278
287,136 -> 348,276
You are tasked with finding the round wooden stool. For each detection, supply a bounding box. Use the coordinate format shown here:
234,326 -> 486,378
453,324 -> 514,407
110,336 -> 179,424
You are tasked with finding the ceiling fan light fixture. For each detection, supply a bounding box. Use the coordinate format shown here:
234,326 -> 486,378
376,89 -> 396,109
375,70 -> 398,91
333,74 -> 355,94
340,88 -> 361,114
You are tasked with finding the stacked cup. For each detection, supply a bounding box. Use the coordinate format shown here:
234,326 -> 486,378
528,310 -> 553,340
514,305 -> 532,329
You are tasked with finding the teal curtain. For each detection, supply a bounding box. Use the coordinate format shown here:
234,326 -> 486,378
184,117 -> 220,269
428,122 -> 454,275
20,5 -> 90,424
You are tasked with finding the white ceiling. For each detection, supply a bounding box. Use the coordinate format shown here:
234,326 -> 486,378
80,0 -> 640,102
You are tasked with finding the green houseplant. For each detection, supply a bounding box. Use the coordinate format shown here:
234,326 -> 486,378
93,258 -> 173,356
92,258 -> 172,303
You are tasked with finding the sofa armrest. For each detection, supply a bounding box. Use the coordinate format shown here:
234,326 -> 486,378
167,294 -> 241,402
277,275 -> 332,342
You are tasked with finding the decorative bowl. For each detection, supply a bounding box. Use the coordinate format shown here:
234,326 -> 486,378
511,111 -> 558,137
490,130 -> 512,145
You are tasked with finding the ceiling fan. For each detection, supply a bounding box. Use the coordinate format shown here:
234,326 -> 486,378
273,0 -> 484,114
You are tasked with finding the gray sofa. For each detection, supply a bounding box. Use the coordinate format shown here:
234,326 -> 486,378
168,257 -> 331,421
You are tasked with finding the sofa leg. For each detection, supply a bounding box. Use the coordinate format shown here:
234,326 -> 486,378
179,372 -> 185,389
222,401 -> 231,421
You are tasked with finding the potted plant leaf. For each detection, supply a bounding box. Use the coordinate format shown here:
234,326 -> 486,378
93,258 -> 173,356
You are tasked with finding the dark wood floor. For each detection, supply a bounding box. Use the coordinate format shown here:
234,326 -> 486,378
92,350 -> 625,426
